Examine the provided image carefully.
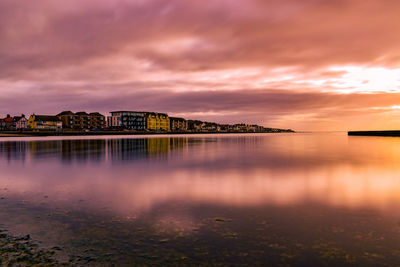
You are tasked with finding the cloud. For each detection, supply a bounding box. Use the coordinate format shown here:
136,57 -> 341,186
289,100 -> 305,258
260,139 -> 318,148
2,0 -> 400,75
1,0 -> 400,130
2,84 -> 400,130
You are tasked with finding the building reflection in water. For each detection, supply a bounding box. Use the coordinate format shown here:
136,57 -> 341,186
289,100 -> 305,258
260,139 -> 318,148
0,141 -> 29,163
0,137 -> 192,164
2,134 -> 400,213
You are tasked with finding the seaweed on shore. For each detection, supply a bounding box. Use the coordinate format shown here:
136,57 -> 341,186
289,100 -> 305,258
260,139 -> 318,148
0,230 -> 60,266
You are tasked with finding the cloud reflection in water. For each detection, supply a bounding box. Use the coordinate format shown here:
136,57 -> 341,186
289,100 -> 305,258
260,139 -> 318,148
0,133 -> 400,214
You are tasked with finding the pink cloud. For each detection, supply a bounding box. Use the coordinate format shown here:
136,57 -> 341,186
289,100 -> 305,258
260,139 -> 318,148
1,0 -> 400,130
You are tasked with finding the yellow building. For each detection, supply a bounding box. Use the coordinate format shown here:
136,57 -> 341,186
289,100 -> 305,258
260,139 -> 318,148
28,114 -> 62,130
146,112 -> 170,131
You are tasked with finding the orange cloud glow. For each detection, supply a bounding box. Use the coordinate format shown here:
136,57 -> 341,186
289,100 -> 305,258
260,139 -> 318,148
1,0 -> 400,130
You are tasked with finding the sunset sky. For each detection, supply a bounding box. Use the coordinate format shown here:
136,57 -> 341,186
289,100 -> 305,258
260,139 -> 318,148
1,0 -> 400,131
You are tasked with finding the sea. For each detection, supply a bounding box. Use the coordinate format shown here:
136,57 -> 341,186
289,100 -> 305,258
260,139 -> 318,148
1,132 -> 400,265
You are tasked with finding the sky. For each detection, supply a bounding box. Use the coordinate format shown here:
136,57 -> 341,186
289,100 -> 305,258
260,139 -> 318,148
1,0 -> 400,131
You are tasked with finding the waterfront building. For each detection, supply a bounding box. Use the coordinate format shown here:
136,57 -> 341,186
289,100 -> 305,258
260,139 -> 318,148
219,124 -> 232,132
170,117 -> 188,131
248,125 -> 263,132
109,111 -> 146,130
106,116 -> 113,128
0,114 -> 13,130
74,112 -> 91,129
203,122 -> 220,132
88,112 -> 106,129
146,112 -> 170,131
187,120 -> 203,132
13,114 -> 28,129
57,111 -> 75,128
233,123 -> 249,132
28,114 -> 62,130
57,111 -> 105,129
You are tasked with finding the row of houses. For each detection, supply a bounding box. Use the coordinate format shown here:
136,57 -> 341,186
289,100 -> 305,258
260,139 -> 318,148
0,114 -> 29,130
0,112 -> 105,130
1,111 -> 179,131
1,110 -> 292,132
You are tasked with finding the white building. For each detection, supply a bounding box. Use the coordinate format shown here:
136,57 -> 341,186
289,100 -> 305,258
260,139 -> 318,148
13,114 -> 28,129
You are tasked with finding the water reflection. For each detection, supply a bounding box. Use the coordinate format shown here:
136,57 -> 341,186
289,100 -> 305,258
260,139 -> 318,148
1,134 -> 400,213
2,134 -> 400,264
0,137 -> 190,164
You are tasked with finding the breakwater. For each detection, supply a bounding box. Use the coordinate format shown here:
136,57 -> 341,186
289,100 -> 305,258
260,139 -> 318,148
348,130 -> 400,137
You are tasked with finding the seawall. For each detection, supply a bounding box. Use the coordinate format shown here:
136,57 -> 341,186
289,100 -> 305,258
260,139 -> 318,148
348,131 -> 400,137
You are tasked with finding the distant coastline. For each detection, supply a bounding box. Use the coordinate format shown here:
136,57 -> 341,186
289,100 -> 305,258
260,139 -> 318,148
0,129 -> 295,137
1,111 -> 295,135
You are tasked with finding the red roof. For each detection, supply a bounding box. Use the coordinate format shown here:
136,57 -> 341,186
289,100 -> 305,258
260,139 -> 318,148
3,117 -> 13,123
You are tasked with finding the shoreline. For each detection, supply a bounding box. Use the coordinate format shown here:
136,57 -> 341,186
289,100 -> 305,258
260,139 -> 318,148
0,130 -> 295,138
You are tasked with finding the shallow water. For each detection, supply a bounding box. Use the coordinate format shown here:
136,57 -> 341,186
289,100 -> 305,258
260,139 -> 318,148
1,133 -> 400,265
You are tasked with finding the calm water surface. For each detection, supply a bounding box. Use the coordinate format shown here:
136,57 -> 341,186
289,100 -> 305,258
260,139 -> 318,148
1,133 -> 400,265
